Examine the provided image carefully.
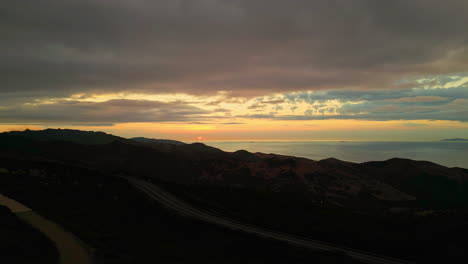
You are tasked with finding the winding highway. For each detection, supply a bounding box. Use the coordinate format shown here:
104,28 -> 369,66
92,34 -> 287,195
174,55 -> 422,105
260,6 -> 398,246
127,178 -> 413,264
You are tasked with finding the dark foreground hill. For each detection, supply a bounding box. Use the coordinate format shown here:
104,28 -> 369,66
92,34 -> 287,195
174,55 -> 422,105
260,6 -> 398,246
0,158 -> 361,264
1,129 -> 467,210
1,129 -> 468,263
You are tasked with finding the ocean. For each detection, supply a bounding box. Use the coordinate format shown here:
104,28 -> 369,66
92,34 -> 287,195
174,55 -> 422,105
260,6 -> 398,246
204,141 -> 468,169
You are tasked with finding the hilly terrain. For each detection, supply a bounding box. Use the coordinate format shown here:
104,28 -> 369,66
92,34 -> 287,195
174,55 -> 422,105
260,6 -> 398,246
2,129 -> 467,210
1,129 -> 468,263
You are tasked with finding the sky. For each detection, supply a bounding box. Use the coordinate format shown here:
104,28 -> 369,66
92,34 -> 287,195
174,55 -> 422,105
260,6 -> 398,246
1,0 -> 468,141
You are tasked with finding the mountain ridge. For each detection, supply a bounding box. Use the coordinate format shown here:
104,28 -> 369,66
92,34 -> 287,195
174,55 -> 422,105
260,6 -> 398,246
1,129 -> 467,209
130,137 -> 185,145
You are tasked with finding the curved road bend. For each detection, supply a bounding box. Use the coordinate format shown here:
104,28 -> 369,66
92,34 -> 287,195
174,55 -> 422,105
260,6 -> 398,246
126,178 -> 414,264
0,194 -> 93,264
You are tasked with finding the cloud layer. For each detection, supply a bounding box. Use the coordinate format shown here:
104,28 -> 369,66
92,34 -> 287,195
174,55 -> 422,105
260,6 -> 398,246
0,99 -> 208,124
1,0 -> 468,130
239,85 -> 468,122
2,0 -> 468,98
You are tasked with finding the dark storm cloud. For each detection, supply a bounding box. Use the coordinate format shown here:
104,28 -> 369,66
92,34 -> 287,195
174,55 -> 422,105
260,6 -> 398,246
0,99 -> 209,124
2,0 -> 468,99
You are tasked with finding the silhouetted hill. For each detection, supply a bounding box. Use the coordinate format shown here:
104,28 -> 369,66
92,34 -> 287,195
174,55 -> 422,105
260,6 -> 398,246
130,137 -> 185,145
3,129 -> 468,263
363,158 -> 468,204
2,129 -> 468,210
231,150 -> 260,161
2,128 -> 128,145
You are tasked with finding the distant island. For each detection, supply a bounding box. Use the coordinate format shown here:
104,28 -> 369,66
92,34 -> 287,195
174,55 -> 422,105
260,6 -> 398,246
441,138 -> 468,142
